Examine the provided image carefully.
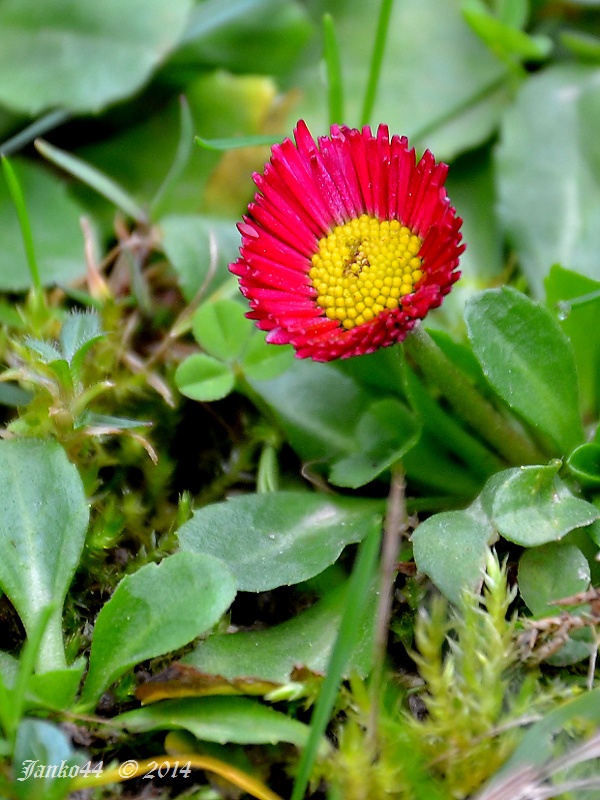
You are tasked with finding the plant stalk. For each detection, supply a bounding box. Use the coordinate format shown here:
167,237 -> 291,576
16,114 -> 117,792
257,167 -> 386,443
403,323 -> 544,465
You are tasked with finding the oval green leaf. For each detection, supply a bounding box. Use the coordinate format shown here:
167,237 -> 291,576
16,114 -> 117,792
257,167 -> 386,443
175,353 -> 235,402
115,695 -> 326,751
0,439 -> 88,672
192,298 -> 253,362
329,398 -> 421,488
518,542 -> 590,617
465,287 -> 584,455
567,443 -> 600,487
0,0 -> 193,114
489,463 -> 599,546
177,491 -> 383,591
14,719 -> 82,799
185,580 -> 376,683
496,64 -> 600,297
544,265 -> 600,419
412,508 -> 497,604
79,552 -> 237,709
160,214 -> 239,302
250,360 -> 423,488
240,331 -> 295,382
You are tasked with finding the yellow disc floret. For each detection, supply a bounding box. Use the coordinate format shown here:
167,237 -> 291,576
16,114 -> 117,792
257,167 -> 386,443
309,215 -> 424,330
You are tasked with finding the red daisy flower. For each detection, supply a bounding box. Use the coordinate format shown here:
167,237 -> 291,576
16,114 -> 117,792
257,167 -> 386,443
230,121 -> 464,362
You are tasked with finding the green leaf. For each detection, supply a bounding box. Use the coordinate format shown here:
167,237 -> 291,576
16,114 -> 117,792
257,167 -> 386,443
412,505 -> 497,604
175,354 -> 235,402
402,355 -> 502,481
177,491 -> 383,592
496,65 -> 600,297
79,412 -> 150,431
192,299 -> 253,362
79,552 -> 237,710
487,463 -> 599,546
465,287 -> 584,455
180,0 -> 277,42
0,159 -> 87,290
497,0 -> 529,28
27,663 -> 86,712
0,440 -> 88,672
251,359 -> 479,496
567,443 -> 600,486
240,332 -> 295,381
13,719 -> 83,800
518,542 -> 590,616
0,0 -> 193,114
294,0 -> 510,160
561,30 -> 600,63
250,360 -> 368,461
0,383 -> 32,407
185,580 -> 376,683
160,214 -> 240,302
443,150 -> 504,321
462,0 -> 551,60
115,696 -> 326,750
58,311 -> 103,367
329,398 -> 421,488
25,338 -> 63,364
500,689 -> 600,777
176,0 -> 312,78
545,265 -> 600,418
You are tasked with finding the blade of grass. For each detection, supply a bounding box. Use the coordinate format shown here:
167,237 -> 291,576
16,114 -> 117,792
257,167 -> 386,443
323,14 -> 344,125
34,139 -> 148,224
360,0 -> 395,127
150,95 -> 194,218
290,522 -> 382,800
0,109 -> 70,157
403,324 -> 545,465
195,134 -> 281,151
1,155 -> 42,293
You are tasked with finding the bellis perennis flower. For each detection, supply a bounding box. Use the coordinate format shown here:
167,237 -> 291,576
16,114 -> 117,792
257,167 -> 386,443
230,121 -> 464,362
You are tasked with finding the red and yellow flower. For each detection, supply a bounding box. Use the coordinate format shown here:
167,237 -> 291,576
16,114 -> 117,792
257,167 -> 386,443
230,121 -> 464,362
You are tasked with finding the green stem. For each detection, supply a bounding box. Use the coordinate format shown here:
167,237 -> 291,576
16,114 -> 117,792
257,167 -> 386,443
3,605 -> 55,743
360,0 -> 395,127
403,363 -> 504,479
403,324 -> 544,465
323,14 -> 344,125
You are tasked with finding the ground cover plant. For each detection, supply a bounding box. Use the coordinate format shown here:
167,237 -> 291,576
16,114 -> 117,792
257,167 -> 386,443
1,0 -> 600,798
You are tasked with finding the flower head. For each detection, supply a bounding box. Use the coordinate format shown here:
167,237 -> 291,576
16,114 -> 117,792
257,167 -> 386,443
230,121 -> 464,362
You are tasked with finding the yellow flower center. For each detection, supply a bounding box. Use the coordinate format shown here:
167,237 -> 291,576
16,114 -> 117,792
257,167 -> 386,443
309,214 -> 424,330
